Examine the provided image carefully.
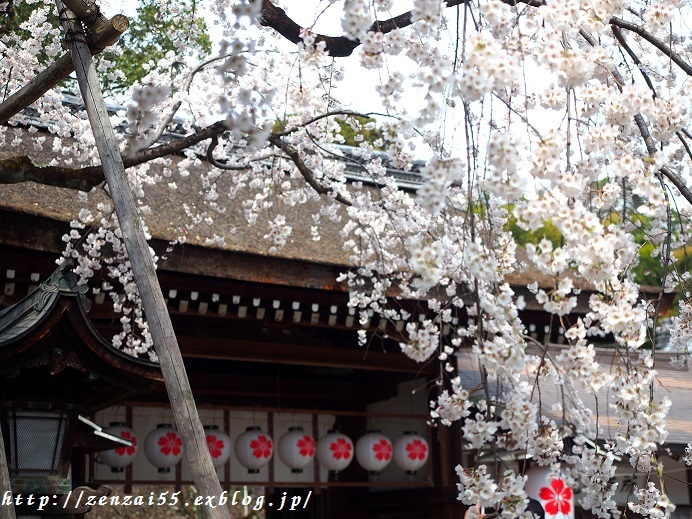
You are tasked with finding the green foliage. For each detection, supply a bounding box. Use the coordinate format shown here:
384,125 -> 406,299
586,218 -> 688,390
0,0 -> 59,65
101,0 -> 212,93
1,0 -> 33,39
272,115 -> 386,149
1,0 -> 211,95
506,209 -> 563,248
506,202 -> 690,289
334,116 -> 385,149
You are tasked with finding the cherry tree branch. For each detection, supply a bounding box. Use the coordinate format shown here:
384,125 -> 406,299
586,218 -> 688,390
206,135 -> 278,170
580,28 -> 692,206
0,155 -> 104,191
268,133 -> 352,206
610,17 -> 692,77
0,120 -> 228,191
272,110 -> 373,137
258,0 -> 545,58
258,0 -> 691,84
1,116 -> 356,207
611,25 -> 657,97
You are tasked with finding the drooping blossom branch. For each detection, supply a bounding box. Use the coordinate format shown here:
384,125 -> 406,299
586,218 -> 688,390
258,0 -> 546,57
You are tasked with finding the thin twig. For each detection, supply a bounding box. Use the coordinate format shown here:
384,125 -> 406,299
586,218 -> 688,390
268,133 -> 352,206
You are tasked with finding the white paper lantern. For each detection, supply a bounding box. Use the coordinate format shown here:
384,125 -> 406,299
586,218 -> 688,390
316,430 -> 354,473
278,426 -> 315,473
525,466 -> 574,519
144,424 -> 184,473
393,431 -> 429,474
234,426 -> 273,474
204,425 -> 232,469
99,422 -> 138,473
356,430 -> 392,475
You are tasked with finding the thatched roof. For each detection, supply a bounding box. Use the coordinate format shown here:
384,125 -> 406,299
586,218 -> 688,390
0,131 -> 353,266
0,127 -> 667,305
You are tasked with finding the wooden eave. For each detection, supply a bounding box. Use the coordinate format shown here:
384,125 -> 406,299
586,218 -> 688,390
0,263 -> 162,412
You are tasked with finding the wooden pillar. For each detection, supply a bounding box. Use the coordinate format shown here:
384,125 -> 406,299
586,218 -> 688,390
55,3 -> 230,518
432,422 -> 465,519
0,420 -> 17,519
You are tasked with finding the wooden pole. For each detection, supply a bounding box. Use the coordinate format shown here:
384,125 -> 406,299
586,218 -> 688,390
0,424 -> 17,519
55,4 -> 230,518
0,14 -> 128,125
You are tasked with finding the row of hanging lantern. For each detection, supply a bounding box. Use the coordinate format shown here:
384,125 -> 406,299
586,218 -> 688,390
99,423 -> 429,476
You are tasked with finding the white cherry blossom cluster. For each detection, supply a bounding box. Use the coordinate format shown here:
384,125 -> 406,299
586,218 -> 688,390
10,0 -> 692,516
454,33 -> 520,102
628,482 -> 676,519
58,203 -> 157,362
298,30 -> 329,67
462,412 -> 499,450
472,332 -> 527,377
399,320 -> 440,362
456,465 -> 530,516
587,285 -> 647,349
529,420 -> 564,466
555,337 -> 612,392
683,443 -> 692,466
430,377 -> 471,426
455,464 -> 505,509
608,354 -> 671,471
497,393 -> 537,451
539,0 -> 627,34
537,36 -> 603,88
644,0 -> 687,31
569,448 -> 619,518
410,0 -> 443,28
359,31 -> 384,69
416,157 -> 461,213
263,214 -> 293,252
482,132 -> 526,200
341,0 -> 372,40
668,301 -> 692,367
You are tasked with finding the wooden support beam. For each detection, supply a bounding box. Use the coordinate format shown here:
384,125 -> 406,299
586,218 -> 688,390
184,373 -> 373,402
0,423 -> 17,519
180,336 -> 434,375
0,13 -> 128,125
56,4 -> 229,519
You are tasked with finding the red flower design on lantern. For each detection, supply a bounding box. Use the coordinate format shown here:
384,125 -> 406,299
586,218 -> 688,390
539,478 -> 572,516
158,432 -> 182,456
405,439 -> 427,461
372,438 -> 392,461
250,435 -> 272,459
297,435 -> 315,457
115,430 -> 137,456
206,435 -> 225,459
330,438 -> 352,460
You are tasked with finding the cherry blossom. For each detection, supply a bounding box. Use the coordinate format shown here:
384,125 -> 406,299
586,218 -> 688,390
405,439 -> 427,461
539,478 -> 572,516
250,435 -> 272,459
158,432 -> 183,456
297,436 -> 315,458
206,435 -> 225,459
330,438 -> 352,460
3,0 -> 692,516
372,438 -> 392,461
115,431 -> 137,457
